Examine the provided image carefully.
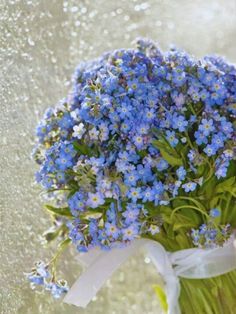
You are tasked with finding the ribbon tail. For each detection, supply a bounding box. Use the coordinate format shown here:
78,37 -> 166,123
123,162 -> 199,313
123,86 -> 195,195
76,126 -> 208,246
145,241 -> 181,314
63,240 -> 144,307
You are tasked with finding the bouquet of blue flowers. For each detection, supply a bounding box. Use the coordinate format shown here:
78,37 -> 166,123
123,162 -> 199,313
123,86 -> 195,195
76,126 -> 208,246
27,39 -> 236,313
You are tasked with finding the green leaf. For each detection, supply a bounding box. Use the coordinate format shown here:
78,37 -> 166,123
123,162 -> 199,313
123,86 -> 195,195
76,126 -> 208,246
175,233 -> 191,249
209,196 -> 220,209
159,148 -> 182,166
44,205 -> 73,218
153,285 -> 168,313
152,139 -> 167,150
153,139 -> 182,166
215,176 -> 235,193
43,227 -> 61,242
137,150 -> 147,158
165,223 -> 175,239
173,214 -> 196,231
73,141 -> 94,156
58,238 -> 71,250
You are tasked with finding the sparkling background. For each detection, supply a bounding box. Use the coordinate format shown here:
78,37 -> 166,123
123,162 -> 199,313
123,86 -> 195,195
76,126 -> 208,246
0,1 -> 236,313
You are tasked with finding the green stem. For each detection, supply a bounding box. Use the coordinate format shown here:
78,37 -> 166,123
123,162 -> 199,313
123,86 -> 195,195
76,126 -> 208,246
179,270 -> 236,314
184,131 -> 194,149
49,238 -> 71,279
188,103 -> 197,116
170,205 -> 209,221
201,157 -> 214,185
169,196 -> 206,212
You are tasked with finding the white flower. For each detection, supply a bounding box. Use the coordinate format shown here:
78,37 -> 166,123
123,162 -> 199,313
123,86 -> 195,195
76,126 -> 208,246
70,109 -> 80,121
99,124 -> 109,141
72,123 -> 85,139
223,149 -> 233,158
149,225 -> 160,235
89,127 -> 99,140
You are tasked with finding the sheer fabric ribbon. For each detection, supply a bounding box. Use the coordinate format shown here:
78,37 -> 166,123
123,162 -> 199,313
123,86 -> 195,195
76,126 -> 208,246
64,239 -> 236,314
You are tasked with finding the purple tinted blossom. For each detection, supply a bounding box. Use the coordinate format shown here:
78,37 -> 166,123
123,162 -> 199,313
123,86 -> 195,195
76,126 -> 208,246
187,149 -> 197,162
122,223 -> 140,241
86,192 -> 105,208
122,204 -> 140,224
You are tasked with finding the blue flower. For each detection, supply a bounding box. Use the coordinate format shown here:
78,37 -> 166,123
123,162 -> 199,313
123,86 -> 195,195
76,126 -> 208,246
191,229 -> 200,246
86,192 -> 105,209
136,164 -> 154,183
41,175 -> 54,189
206,229 -> 217,241
220,119 -> 233,136
156,159 -> 169,171
124,171 -> 139,187
215,161 -> 229,179
68,192 -> 85,214
187,149 -> 197,162
176,166 -> 186,181
127,187 -> 142,203
46,280 -> 69,299
194,130 -> 208,145
203,144 -> 217,157
172,70 -> 186,87
144,108 -> 156,121
117,104 -> 132,119
58,113 -> 73,129
122,223 -> 140,241
210,208 -> 221,218
166,130 -> 179,147
27,261 -> 50,286
122,204 -> 140,224
36,123 -> 50,142
211,132 -> 225,149
182,181 -> 197,192
142,187 -> 155,202
105,222 -> 120,239
133,134 -> 144,149
199,119 -> 215,136
172,114 -> 188,132
55,153 -> 73,171
106,203 -> 117,222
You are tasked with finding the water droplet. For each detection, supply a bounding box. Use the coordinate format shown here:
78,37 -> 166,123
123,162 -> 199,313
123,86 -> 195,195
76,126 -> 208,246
28,38 -> 35,46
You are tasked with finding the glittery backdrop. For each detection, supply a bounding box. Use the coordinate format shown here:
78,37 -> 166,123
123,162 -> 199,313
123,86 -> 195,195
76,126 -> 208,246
1,1 -> 236,313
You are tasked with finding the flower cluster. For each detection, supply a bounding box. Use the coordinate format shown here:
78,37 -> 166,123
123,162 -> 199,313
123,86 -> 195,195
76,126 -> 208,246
191,208 -> 231,248
29,39 -> 236,297
26,261 -> 69,298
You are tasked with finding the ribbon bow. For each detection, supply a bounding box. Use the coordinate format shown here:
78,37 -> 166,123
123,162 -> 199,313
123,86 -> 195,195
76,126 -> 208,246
64,239 -> 236,314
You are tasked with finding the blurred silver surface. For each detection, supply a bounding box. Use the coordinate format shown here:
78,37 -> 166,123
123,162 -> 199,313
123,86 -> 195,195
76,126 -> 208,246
0,0 -> 236,313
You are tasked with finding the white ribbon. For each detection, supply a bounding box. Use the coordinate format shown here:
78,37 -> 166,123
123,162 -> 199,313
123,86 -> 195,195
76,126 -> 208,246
64,239 -> 236,314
